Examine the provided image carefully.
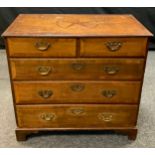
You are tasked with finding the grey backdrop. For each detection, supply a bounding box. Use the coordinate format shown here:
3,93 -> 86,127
0,7 -> 155,50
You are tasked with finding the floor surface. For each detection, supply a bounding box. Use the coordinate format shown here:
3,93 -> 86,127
0,50 -> 155,147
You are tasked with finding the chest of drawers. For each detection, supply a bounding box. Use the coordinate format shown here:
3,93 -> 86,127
2,14 -> 152,141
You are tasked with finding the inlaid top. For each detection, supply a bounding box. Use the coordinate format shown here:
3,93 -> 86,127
2,14 -> 153,37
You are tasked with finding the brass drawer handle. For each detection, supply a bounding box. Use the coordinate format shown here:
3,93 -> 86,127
105,42 -> 122,51
98,113 -> 113,122
102,90 -> 116,98
71,63 -> 85,71
38,90 -> 53,99
103,66 -> 119,75
37,66 -> 52,76
35,41 -> 51,51
69,108 -> 85,116
71,84 -> 85,92
40,113 -> 56,121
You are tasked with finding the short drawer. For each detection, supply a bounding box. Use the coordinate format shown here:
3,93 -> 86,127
11,58 -> 144,80
80,37 -> 147,57
16,104 -> 137,128
7,38 -> 76,57
14,81 -> 141,104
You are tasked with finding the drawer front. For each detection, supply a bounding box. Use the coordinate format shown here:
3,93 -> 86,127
16,104 -> 137,128
11,58 -> 144,80
7,38 -> 76,57
80,37 -> 147,57
14,81 -> 141,104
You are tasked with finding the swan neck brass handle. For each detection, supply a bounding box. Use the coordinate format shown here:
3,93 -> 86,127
40,113 -> 56,121
98,113 -> 113,122
105,42 -> 122,51
71,84 -> 85,92
38,90 -> 53,99
71,63 -> 85,71
102,90 -> 116,98
35,41 -> 51,51
103,66 -> 119,75
37,66 -> 52,76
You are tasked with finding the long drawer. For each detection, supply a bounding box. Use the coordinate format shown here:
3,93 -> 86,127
7,38 -> 76,57
80,37 -> 147,57
11,58 -> 144,80
13,81 -> 141,104
16,104 -> 138,128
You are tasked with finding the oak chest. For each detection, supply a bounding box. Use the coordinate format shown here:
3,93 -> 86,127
2,14 -> 152,141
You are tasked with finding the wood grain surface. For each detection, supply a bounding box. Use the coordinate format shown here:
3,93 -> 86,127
7,38 -> 76,57
80,37 -> 148,57
2,14 -> 152,37
16,104 -> 138,128
13,81 -> 141,104
11,58 -> 145,80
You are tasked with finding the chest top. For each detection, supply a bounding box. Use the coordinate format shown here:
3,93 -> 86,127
2,14 -> 152,37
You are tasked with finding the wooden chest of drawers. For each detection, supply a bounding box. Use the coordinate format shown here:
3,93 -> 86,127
2,14 -> 152,141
